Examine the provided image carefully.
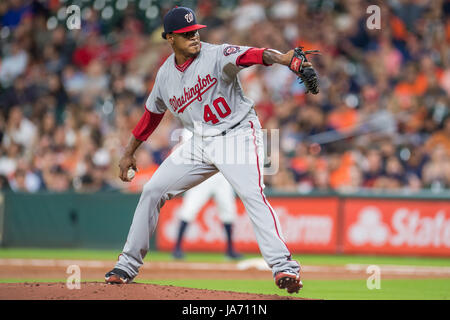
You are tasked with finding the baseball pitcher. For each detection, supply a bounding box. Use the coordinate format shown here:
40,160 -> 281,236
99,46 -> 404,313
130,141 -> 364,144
105,6 -> 320,294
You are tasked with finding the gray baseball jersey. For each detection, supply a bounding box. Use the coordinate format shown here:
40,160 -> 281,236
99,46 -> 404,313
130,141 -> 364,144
114,41 -> 300,282
145,42 -> 255,136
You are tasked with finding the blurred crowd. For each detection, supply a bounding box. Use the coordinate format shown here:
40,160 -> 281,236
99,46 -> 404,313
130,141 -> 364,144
0,0 -> 449,194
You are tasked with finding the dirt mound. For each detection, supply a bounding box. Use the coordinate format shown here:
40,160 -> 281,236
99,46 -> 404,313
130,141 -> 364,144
0,282 -> 308,300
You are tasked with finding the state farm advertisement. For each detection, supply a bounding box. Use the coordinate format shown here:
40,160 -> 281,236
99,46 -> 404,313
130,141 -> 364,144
343,199 -> 450,256
156,197 -> 339,254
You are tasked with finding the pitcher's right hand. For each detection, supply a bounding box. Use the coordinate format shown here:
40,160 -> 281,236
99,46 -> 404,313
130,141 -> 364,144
119,155 -> 137,182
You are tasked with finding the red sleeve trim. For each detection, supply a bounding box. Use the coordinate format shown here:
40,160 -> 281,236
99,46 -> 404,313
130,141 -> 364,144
236,48 -> 272,67
132,109 -> 165,141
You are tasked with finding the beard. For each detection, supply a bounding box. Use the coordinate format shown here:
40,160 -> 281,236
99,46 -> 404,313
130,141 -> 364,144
186,44 -> 201,57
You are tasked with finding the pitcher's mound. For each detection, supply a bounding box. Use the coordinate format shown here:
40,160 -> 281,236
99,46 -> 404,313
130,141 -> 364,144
0,282 -> 311,300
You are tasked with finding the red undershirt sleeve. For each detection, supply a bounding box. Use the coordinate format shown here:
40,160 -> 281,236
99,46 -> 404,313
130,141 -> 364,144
236,48 -> 272,67
132,109 -> 165,141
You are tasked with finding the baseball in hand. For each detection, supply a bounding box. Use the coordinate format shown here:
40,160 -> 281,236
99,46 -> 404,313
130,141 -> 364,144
127,168 -> 136,180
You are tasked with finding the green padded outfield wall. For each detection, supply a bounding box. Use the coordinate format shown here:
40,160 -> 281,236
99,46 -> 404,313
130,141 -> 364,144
1,190 -> 449,254
0,191 -> 159,250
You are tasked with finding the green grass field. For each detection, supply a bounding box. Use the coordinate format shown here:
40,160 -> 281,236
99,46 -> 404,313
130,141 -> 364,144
142,278 -> 450,300
1,248 -> 449,300
1,248 -> 450,266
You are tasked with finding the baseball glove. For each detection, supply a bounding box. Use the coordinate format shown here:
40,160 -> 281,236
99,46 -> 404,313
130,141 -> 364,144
289,47 -> 321,94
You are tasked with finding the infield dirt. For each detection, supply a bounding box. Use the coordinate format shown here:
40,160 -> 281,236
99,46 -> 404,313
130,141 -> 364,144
0,282 -> 308,300
1,259 -> 449,299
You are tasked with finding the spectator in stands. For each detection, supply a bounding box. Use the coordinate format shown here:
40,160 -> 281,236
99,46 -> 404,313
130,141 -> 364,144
2,105 -> 37,155
362,148 -> 384,188
422,144 -> 450,191
425,116 -> 450,155
0,41 -> 29,87
46,164 -> 71,192
0,0 -> 448,194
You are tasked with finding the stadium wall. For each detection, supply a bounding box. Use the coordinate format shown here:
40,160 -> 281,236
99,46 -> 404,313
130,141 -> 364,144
1,191 -> 449,257
0,192 -> 153,250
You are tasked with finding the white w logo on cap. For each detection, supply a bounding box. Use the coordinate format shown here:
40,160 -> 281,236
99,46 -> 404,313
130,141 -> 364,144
184,12 -> 193,23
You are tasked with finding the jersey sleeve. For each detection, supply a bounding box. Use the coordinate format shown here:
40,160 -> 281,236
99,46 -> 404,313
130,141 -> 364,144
236,48 -> 272,67
132,109 -> 165,141
144,71 -> 167,114
218,43 -> 254,80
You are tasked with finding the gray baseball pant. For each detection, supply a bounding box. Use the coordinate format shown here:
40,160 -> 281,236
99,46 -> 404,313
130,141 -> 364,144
115,111 -> 300,279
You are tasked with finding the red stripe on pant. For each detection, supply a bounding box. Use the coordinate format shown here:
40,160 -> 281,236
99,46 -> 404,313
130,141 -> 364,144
249,121 -> 292,258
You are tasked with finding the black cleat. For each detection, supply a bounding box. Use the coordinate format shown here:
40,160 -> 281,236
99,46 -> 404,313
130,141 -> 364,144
105,268 -> 132,284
